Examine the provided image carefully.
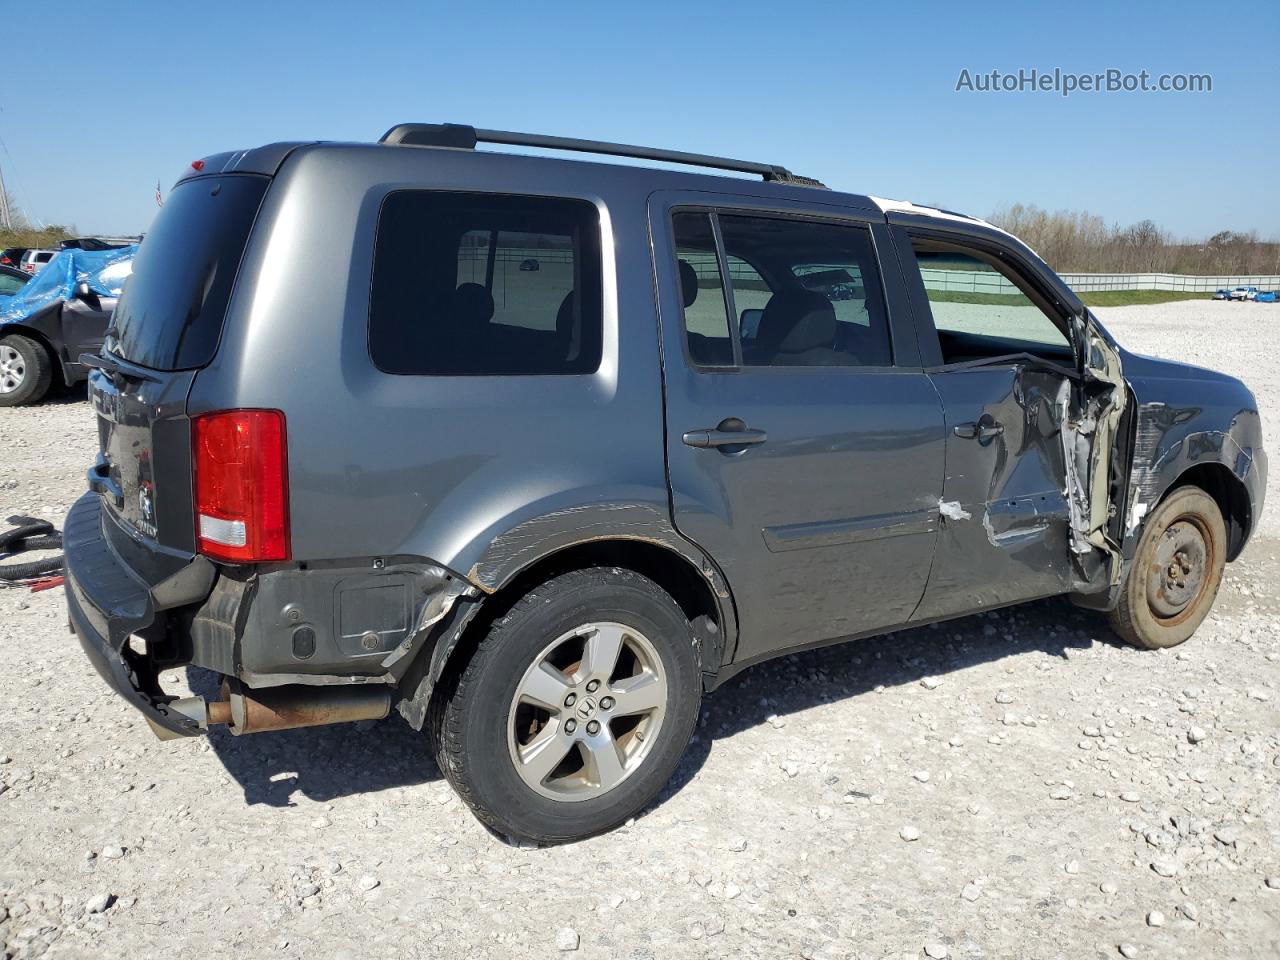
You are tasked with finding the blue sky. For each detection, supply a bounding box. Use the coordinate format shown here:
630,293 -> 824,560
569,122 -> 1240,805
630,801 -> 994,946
2,0 -> 1276,238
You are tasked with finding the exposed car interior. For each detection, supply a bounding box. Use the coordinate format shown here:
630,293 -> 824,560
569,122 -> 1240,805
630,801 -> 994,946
369,191 -> 603,376
909,239 -> 1077,367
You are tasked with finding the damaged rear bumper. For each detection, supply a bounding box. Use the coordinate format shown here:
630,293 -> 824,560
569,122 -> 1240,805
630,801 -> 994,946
63,493 -> 206,737
65,491 -> 480,739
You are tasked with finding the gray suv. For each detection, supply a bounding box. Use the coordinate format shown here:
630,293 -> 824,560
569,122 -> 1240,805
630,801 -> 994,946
64,124 -> 1266,843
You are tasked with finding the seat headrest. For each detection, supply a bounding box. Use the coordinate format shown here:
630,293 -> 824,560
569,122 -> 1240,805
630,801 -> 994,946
452,282 -> 495,324
678,259 -> 699,308
756,289 -> 837,354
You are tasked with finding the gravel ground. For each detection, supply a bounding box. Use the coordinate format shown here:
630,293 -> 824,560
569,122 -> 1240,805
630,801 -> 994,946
1,299 -> 1277,959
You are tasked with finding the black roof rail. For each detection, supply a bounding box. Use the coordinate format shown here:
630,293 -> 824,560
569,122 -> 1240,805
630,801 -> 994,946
378,123 -> 827,189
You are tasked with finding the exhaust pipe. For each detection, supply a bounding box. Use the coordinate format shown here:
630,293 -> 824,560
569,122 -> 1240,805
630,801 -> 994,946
165,681 -> 391,737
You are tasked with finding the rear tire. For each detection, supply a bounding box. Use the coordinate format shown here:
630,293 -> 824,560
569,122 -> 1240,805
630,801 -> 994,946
1109,486 -> 1227,649
0,334 -> 54,407
429,568 -> 701,844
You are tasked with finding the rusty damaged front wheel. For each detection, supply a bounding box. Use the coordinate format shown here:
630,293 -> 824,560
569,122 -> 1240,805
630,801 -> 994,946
1109,486 -> 1227,650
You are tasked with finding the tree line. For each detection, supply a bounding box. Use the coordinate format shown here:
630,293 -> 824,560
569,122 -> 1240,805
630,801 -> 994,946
988,203 -> 1280,276
4,190 -> 1276,278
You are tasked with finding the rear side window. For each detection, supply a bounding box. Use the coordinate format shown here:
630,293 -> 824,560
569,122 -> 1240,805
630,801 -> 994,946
111,175 -> 268,370
370,192 -> 602,375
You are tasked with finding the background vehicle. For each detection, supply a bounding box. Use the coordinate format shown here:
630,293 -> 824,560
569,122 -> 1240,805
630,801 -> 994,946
1255,290 -> 1277,302
0,264 -> 30,297
518,257 -> 540,271
1229,285 -> 1258,300
0,247 -> 30,268
63,126 -> 1266,844
0,246 -> 134,406
1212,288 -> 1230,300
59,236 -> 142,251
20,249 -> 56,274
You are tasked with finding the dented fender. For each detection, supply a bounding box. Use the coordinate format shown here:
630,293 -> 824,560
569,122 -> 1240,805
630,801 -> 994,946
1115,345 -> 1266,560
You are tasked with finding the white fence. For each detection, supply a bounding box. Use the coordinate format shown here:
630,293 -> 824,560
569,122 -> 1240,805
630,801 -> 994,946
922,269 -> 1280,296
460,251 -> 1278,296
920,268 -> 1021,296
1058,273 -> 1280,293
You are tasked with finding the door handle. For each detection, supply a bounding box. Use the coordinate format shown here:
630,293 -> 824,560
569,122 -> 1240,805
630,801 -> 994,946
87,458 -> 125,508
953,417 -> 1004,444
683,427 -> 768,449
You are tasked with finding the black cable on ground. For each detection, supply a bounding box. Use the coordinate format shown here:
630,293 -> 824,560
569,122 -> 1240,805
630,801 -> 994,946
0,514 -> 65,584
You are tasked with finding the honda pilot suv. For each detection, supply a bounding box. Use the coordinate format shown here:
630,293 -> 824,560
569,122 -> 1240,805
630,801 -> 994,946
65,124 -> 1266,844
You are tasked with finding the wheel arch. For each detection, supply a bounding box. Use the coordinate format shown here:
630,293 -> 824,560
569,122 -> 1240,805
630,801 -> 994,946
1,313 -> 71,385
1166,462 -> 1252,561
1,322 -> 60,363
396,534 -> 738,731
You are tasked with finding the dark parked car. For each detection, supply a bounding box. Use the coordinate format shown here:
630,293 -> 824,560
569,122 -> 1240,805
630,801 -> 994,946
519,257 -> 540,271
0,264 -> 29,297
0,247 -> 30,268
0,251 -> 130,406
59,236 -> 141,251
64,124 -> 1266,844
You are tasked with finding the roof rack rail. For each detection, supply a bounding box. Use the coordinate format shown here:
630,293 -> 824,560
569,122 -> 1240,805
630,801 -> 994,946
378,123 -> 827,189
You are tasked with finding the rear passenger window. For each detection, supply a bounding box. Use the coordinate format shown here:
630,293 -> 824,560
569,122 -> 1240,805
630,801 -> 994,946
671,210 -> 892,369
371,192 -> 602,375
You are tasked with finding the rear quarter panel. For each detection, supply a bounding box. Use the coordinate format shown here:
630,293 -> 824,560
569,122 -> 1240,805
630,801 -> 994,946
186,145 -> 673,585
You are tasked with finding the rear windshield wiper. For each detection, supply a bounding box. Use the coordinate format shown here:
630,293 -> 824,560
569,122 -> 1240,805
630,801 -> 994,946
80,351 -> 162,384
933,352 -> 1080,381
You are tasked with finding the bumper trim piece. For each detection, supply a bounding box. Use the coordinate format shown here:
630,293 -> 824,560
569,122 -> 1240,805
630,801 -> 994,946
64,493 -> 202,738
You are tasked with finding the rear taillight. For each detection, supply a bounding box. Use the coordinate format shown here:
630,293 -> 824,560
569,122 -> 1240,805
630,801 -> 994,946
192,410 -> 289,563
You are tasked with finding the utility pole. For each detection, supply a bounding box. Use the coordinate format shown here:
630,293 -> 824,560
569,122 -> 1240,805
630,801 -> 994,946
0,159 -> 11,231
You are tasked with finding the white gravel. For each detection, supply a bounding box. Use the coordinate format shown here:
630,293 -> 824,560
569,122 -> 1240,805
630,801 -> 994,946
1,299 -> 1278,958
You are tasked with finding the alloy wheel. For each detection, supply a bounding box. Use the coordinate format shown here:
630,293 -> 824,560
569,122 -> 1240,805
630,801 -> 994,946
507,621 -> 668,801
0,345 -> 25,394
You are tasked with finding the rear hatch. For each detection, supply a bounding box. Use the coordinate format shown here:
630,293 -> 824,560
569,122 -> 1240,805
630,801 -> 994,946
90,173 -> 269,568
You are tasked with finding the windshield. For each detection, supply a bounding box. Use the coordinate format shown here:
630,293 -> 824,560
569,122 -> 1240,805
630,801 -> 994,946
111,174 -> 268,370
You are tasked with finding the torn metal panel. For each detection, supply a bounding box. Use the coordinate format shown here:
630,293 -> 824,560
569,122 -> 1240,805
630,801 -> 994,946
1062,319 -> 1127,585
982,498 -> 1054,547
380,566 -> 478,671
914,365 -> 1076,621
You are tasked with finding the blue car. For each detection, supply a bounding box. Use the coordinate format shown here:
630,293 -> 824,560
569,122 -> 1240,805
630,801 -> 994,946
1255,291 -> 1277,303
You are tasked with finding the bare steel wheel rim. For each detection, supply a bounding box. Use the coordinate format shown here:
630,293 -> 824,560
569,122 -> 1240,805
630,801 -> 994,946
0,345 -> 25,394
1145,515 -> 1213,625
507,621 -> 668,802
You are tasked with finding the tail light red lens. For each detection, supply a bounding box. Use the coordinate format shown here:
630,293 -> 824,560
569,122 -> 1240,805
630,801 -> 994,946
192,410 -> 289,563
